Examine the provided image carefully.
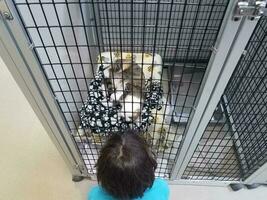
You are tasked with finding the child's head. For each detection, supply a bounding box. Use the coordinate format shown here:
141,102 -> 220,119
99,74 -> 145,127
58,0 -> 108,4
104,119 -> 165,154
96,131 -> 157,199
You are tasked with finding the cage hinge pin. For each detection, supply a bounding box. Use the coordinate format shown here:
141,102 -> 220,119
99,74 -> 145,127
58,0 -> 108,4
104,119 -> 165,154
242,50 -> 248,55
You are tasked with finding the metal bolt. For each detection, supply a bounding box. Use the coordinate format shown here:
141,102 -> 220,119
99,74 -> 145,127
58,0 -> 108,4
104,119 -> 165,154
3,11 -> 13,20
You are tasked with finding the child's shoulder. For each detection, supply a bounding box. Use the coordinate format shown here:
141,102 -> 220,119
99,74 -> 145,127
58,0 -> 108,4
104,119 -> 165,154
153,178 -> 168,187
140,178 -> 169,200
89,186 -> 100,196
88,185 -> 116,200
88,179 -> 169,200
151,178 -> 169,191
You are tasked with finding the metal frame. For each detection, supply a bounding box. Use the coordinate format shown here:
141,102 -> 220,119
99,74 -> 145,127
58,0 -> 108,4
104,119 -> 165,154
0,4 -> 88,177
170,0 -> 260,180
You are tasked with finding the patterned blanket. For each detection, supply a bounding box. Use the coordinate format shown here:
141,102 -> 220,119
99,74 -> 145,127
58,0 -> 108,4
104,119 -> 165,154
79,64 -> 163,134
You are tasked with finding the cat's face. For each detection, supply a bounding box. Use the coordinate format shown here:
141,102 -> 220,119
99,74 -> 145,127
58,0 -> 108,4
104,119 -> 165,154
110,83 -> 144,122
104,59 -> 145,122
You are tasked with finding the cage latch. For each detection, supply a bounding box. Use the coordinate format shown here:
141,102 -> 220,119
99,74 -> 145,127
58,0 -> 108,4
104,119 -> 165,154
233,0 -> 267,21
0,0 -> 13,20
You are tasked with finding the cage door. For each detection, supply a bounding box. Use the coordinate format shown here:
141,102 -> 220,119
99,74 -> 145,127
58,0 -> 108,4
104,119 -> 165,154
181,17 -> 267,183
172,15 -> 265,183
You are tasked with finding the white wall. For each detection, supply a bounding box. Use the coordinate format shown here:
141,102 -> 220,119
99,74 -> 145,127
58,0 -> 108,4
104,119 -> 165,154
0,56 -> 83,200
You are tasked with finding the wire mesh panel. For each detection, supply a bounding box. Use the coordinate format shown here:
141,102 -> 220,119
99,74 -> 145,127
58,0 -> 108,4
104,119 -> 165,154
183,17 -> 267,181
12,0 -> 229,178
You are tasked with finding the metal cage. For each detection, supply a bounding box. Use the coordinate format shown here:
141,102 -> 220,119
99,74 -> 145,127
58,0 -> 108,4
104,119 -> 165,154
0,0 -> 266,185
183,18 -> 267,181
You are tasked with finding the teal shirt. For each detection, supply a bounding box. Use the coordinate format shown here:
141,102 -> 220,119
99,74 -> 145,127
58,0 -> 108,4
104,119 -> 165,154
88,178 -> 169,200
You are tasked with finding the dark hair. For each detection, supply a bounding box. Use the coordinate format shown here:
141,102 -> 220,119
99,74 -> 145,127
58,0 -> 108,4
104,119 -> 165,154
96,131 -> 157,199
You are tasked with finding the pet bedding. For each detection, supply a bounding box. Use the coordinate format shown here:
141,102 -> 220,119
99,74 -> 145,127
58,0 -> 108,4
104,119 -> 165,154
79,52 -> 163,131
78,52 -> 171,149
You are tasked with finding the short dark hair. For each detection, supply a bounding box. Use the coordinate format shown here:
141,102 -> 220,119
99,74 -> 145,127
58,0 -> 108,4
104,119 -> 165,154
96,131 -> 157,199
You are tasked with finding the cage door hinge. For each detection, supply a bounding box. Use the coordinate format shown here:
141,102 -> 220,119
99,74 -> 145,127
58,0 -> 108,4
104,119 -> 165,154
0,0 -> 13,20
233,0 -> 267,21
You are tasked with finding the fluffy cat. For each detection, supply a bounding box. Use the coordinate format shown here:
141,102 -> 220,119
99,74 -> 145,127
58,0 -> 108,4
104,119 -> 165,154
104,59 -> 145,122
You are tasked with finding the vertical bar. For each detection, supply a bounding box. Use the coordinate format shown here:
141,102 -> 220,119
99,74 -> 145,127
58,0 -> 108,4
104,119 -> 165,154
162,1 -> 188,178
117,0 -> 126,119
140,0 -> 147,136
104,0 -> 119,123
131,0 -> 134,121
149,0 -> 160,143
